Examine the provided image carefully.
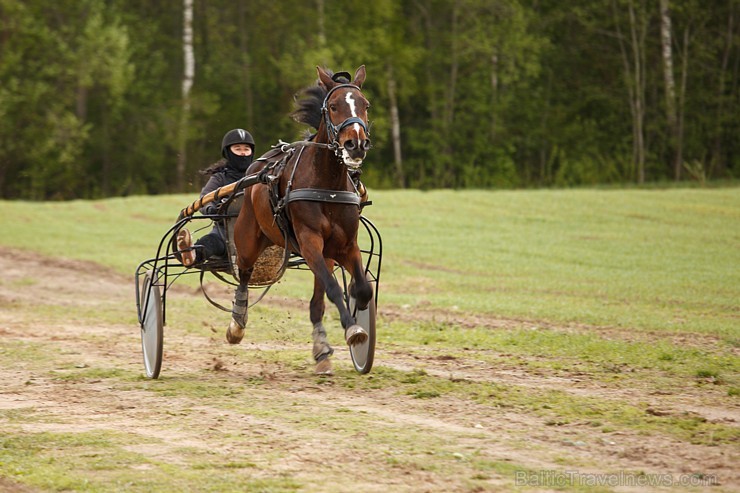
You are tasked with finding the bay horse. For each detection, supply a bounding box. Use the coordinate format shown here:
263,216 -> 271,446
229,65 -> 373,375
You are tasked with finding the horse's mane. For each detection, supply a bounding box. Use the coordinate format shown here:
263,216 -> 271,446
291,69 -> 350,131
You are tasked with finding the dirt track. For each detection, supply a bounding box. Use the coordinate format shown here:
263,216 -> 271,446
0,248 -> 737,492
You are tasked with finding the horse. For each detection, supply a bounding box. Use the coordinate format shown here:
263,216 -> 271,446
228,65 -> 373,375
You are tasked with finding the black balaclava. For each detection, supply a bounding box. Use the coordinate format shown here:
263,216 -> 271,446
225,147 -> 253,173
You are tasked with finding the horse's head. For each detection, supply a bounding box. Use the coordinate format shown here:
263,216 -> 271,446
317,65 -> 371,169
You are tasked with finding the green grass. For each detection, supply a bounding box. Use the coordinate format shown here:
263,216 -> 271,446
373,188 -> 740,336
334,364 -> 739,446
1,188 -> 738,336
1,188 -> 738,492
0,430 -> 301,493
386,319 -> 738,380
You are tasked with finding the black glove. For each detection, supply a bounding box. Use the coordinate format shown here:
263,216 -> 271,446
203,203 -> 218,216
203,197 -> 230,216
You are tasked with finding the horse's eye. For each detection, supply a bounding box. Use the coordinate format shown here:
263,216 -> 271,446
329,104 -> 337,112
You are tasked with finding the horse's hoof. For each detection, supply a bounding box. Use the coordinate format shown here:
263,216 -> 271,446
226,320 -> 245,344
315,358 -> 333,375
345,325 -> 368,346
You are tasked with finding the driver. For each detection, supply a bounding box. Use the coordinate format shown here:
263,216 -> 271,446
177,128 -> 256,266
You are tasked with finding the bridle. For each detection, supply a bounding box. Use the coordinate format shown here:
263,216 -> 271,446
320,83 -> 370,151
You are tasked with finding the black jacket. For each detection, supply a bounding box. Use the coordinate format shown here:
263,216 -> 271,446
200,165 -> 244,216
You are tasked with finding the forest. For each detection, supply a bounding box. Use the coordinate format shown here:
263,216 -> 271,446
0,0 -> 738,199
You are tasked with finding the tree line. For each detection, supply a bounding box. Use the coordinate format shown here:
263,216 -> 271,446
0,0 -> 737,200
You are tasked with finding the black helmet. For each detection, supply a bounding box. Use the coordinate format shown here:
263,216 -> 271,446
221,128 -> 255,157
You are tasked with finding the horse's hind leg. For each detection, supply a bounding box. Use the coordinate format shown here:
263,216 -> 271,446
227,196 -> 264,344
312,324 -> 333,375
227,268 -> 252,344
311,262 -> 334,374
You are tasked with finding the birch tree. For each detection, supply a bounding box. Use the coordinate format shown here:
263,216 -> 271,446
613,0 -> 648,183
710,1 -> 736,177
177,0 -> 194,191
387,63 -> 404,187
676,25 -> 690,181
659,0 -> 680,179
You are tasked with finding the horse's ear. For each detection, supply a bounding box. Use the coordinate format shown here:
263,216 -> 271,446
353,65 -> 366,88
317,66 -> 336,91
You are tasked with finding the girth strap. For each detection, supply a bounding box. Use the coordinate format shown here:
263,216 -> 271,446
285,189 -> 360,207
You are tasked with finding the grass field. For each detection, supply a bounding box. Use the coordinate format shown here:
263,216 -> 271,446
0,187 -> 738,492
1,187 -> 738,336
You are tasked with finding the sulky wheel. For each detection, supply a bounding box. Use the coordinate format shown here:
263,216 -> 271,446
139,271 -> 163,379
348,279 -> 376,374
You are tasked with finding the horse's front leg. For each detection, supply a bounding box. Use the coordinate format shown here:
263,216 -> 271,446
301,241 -> 368,347
345,247 -> 373,312
310,262 -> 334,375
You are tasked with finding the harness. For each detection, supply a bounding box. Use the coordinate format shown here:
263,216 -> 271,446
185,80 -> 371,263
263,83 -> 371,251
264,142 -> 363,254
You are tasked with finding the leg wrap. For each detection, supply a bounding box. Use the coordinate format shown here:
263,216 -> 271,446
312,323 -> 334,362
231,286 -> 249,328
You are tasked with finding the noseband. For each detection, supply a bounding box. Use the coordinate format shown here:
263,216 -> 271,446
320,84 -> 370,146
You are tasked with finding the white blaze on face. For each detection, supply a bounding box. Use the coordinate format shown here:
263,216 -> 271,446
341,91 -> 364,168
345,92 -> 361,136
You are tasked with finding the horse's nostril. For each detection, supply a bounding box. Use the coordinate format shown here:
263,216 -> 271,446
362,139 -> 371,151
344,140 -> 356,150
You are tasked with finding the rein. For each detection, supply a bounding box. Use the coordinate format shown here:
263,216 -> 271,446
276,139 -> 337,152
178,131 -> 366,222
